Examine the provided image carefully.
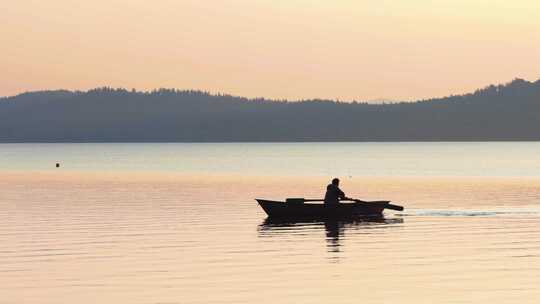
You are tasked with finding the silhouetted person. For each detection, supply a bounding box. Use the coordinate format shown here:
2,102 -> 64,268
324,178 -> 350,205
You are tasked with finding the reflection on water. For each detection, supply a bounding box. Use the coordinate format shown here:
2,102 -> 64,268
259,217 -> 404,259
2,171 -> 540,303
1,142 -> 540,303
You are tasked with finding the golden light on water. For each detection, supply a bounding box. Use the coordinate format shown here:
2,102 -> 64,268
2,170 -> 540,303
2,142 -> 540,303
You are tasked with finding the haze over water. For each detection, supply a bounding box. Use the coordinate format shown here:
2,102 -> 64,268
2,142 -> 540,303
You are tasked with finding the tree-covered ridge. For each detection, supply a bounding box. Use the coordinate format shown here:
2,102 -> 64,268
1,78 -> 539,142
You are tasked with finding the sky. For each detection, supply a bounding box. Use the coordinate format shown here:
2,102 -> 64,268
2,0 -> 540,101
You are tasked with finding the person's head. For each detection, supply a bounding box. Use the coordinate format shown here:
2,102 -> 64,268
332,178 -> 340,186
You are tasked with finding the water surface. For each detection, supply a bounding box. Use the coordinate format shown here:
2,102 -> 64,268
1,143 -> 540,303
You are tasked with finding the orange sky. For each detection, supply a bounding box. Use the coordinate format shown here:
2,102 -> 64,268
2,0 -> 539,101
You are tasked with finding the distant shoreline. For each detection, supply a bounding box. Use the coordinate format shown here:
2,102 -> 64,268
2,78 -> 540,142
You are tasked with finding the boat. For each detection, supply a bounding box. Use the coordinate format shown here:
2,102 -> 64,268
256,198 -> 403,219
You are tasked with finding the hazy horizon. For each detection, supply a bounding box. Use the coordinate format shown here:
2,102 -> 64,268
3,1 -> 540,101
2,78 -> 539,142
2,77 -> 538,104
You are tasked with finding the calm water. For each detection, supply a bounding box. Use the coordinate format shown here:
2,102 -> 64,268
1,143 -> 540,303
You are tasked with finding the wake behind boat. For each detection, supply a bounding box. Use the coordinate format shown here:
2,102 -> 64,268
256,198 -> 404,219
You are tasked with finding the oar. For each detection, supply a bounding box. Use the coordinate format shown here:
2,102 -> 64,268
383,203 -> 404,211
353,199 -> 404,211
285,198 -> 324,204
285,198 -> 404,211
286,198 -> 384,203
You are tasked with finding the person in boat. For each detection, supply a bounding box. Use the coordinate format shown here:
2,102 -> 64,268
324,178 -> 350,205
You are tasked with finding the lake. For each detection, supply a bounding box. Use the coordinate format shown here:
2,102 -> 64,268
1,142 -> 540,303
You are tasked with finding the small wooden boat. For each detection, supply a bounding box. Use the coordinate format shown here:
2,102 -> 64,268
256,198 -> 403,219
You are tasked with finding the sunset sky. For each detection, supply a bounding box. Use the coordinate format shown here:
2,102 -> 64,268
3,0 -> 539,101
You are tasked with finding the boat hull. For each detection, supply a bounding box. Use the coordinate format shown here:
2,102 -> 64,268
256,199 -> 390,219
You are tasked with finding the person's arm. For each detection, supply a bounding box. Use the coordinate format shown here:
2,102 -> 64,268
337,188 -> 346,200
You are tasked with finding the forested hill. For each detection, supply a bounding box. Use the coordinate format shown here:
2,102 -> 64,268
1,79 -> 539,142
